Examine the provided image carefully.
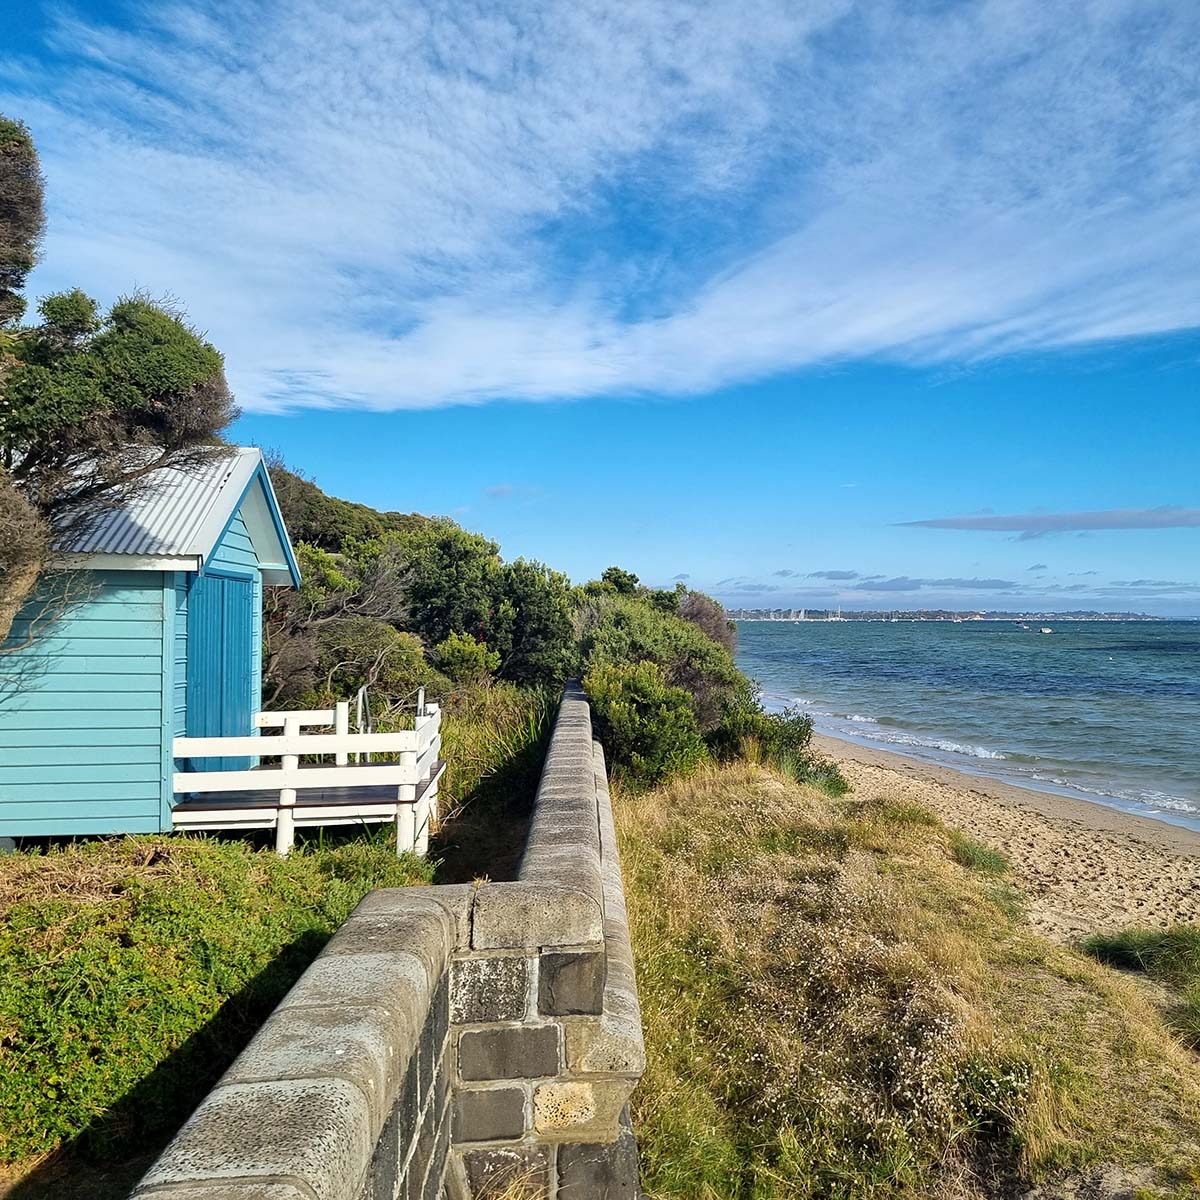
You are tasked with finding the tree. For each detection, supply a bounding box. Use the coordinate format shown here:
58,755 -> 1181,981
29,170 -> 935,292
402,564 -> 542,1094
497,558 -> 577,686
600,565 -> 639,595
399,522 -> 504,647
266,458 -> 426,552
434,631 -> 501,685
0,117 -> 43,327
262,541 -> 417,708
0,114 -> 236,645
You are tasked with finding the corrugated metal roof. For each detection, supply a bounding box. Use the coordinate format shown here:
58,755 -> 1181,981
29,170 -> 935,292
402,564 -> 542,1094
65,448 -> 260,557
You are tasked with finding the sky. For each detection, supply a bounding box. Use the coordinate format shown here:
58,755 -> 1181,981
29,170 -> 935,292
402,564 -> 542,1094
4,0 -> 1199,614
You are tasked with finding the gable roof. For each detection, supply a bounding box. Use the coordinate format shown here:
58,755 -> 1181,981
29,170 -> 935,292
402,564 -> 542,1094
59,447 -> 301,587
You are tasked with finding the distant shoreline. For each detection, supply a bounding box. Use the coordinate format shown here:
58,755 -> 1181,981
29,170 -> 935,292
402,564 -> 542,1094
731,615 -> 1181,623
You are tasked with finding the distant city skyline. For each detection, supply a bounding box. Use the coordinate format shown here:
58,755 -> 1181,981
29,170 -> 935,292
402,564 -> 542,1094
5,1 -> 1198,614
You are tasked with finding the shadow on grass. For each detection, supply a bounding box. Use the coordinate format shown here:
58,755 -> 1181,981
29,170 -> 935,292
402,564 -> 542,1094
430,718 -> 552,885
2,930 -> 329,1200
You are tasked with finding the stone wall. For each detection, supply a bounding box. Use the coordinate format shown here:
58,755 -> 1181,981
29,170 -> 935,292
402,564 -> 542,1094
130,687 -> 644,1200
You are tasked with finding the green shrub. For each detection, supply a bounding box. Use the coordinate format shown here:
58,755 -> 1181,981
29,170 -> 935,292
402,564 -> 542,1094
0,836 -> 430,1164
585,660 -> 706,784
580,593 -> 751,734
434,630 -> 501,684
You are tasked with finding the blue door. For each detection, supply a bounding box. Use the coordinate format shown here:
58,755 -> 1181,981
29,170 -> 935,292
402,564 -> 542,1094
186,571 -> 255,770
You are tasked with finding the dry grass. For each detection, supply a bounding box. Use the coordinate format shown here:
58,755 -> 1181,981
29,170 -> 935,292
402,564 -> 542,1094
615,762 -> 1200,1199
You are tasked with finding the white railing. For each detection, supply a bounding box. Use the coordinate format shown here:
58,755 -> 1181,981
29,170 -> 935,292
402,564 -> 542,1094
173,698 -> 443,856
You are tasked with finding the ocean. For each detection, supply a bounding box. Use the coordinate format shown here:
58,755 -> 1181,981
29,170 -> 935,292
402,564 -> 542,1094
735,619 -> 1200,831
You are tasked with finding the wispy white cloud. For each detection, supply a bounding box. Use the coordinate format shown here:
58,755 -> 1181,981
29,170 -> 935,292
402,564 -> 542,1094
6,0 -> 1199,411
901,507 -> 1200,539
853,576 -> 1017,593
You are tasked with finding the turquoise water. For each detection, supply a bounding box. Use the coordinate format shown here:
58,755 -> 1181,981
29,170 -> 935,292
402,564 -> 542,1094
736,620 -> 1200,831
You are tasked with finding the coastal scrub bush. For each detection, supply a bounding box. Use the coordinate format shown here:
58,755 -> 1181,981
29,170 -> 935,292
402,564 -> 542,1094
712,702 -> 849,795
580,592 -> 751,734
0,835 -> 430,1166
677,588 -> 737,655
584,660 -> 705,784
435,630 -> 501,684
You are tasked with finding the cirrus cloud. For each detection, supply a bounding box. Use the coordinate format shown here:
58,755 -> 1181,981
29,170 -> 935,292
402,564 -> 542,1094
4,0 -> 1199,412
901,507 -> 1200,540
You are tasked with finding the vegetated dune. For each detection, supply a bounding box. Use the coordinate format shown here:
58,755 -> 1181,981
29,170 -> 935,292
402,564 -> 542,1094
616,762 -> 1200,1200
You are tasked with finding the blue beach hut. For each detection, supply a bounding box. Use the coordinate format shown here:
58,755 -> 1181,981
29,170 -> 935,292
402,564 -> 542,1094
0,447 -> 301,839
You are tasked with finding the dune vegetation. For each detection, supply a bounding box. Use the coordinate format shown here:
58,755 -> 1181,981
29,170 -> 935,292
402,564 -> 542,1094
615,762 -> 1200,1200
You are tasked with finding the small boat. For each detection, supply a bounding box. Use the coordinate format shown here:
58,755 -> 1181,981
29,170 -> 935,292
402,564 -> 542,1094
1040,627 -> 1053,634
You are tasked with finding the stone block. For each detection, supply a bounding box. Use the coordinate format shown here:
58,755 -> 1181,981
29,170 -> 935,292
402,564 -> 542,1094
135,1078 -> 372,1199
556,1125 -> 640,1198
450,956 -> 529,1023
538,950 -> 605,1016
329,914 -> 448,991
457,1025 -> 560,1082
471,881 -> 602,951
422,1103 -> 451,1200
221,1004 -> 407,1130
452,1087 -> 527,1143
532,1079 -> 633,1139
409,1086 -> 436,1192
460,1145 -> 551,1199
354,884 -> 473,949
563,1011 -> 645,1076
278,950 -> 428,1022
362,1105 -> 401,1200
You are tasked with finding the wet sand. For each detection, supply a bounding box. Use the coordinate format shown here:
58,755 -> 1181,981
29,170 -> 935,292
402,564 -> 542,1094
814,733 -> 1200,942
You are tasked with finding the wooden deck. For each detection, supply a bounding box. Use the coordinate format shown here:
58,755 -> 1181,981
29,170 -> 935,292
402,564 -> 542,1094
170,700 -> 445,853
173,760 -> 445,818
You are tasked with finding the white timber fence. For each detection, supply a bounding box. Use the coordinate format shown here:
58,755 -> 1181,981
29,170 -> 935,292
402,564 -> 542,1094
172,693 -> 444,856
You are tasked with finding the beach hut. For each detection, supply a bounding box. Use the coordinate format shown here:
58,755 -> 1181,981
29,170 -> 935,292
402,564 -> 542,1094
0,446 -> 445,853
0,447 -> 300,839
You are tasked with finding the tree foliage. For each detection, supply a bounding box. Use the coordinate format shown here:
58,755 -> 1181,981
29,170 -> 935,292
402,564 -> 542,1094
434,631 -> 501,684
0,116 -> 44,327
580,591 -> 750,734
0,114 -> 236,646
267,459 -> 426,551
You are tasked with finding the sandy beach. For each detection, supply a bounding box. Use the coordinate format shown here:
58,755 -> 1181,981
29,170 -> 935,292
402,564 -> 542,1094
815,733 -> 1200,943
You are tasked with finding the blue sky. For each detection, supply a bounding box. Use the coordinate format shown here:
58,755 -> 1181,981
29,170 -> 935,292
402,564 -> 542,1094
4,0 -> 1199,613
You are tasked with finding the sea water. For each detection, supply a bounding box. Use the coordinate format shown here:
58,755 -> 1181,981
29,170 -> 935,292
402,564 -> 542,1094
736,620 -> 1200,831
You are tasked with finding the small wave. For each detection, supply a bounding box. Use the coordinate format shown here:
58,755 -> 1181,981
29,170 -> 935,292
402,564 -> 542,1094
1029,774 -> 1200,816
812,715 -> 1008,760
869,730 -> 1008,760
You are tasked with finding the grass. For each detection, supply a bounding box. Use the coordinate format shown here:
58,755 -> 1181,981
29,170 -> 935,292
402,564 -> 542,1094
0,829 -> 431,1189
431,681 -> 556,883
615,762 -> 1200,1199
1083,926 -> 1200,1048
950,832 -> 1009,876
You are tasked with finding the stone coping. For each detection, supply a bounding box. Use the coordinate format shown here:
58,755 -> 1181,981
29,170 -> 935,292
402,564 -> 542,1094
472,684 -> 605,951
